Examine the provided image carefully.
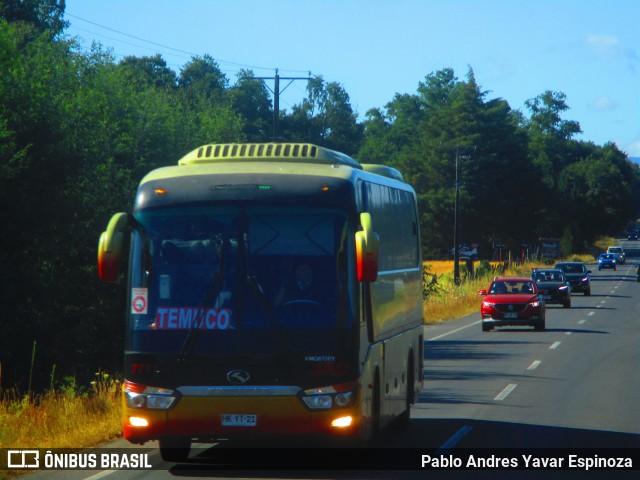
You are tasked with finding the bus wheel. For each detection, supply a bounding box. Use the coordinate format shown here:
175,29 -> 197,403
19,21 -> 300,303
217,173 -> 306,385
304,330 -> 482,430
159,438 -> 191,462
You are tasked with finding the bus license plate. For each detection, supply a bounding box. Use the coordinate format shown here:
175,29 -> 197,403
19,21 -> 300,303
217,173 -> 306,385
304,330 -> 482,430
221,414 -> 257,427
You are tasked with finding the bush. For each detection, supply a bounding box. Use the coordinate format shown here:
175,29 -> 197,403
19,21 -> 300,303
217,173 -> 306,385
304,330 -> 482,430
422,265 -> 444,299
475,259 -> 492,278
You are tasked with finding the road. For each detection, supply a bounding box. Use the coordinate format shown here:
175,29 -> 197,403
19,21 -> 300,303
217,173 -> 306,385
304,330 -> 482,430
24,242 -> 640,479
417,263 -> 640,448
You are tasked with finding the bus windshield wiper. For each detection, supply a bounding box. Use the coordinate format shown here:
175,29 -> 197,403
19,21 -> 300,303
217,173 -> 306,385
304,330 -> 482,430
175,272 -> 223,363
174,237 -> 227,364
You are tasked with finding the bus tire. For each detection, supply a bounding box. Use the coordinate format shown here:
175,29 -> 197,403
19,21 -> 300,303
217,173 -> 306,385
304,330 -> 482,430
159,438 -> 191,462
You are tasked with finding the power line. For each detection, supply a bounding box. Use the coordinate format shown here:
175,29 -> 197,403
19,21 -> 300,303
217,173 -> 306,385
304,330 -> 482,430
70,25 -> 192,60
68,27 -> 239,73
65,13 -> 310,74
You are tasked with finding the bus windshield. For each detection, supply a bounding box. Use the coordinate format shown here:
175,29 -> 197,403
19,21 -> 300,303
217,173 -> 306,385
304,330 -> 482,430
128,205 -> 353,362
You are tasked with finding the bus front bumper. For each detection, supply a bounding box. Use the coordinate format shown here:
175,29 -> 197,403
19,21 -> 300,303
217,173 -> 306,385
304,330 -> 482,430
123,390 -> 363,443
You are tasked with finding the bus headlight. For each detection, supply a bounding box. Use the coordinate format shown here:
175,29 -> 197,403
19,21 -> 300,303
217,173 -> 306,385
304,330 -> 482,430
300,382 -> 357,410
334,391 -> 353,407
146,395 -> 176,409
302,395 -> 333,409
124,381 -> 177,410
126,392 -> 146,408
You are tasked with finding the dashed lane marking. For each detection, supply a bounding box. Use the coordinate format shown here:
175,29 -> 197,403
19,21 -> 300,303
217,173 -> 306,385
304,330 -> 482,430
494,383 -> 517,401
527,360 -> 541,370
435,425 -> 474,454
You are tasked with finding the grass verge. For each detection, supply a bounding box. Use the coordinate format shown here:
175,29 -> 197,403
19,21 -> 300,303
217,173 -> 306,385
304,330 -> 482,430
0,373 -> 121,479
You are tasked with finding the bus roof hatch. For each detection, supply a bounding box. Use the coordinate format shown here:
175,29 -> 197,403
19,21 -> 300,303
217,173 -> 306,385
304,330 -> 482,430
178,143 -> 363,169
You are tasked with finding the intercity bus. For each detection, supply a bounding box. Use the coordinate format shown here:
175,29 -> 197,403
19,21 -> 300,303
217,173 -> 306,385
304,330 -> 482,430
98,143 -> 424,460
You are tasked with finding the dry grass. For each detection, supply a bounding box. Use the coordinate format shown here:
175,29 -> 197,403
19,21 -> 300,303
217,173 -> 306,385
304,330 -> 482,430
423,259 -> 548,324
0,373 -> 122,450
422,240 -> 607,325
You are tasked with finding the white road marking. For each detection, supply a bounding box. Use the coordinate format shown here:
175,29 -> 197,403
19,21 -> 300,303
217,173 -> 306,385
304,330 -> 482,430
549,341 -> 561,350
588,311 -> 595,316
578,319 -> 586,324
83,471 -> 116,480
494,383 -> 517,401
527,360 -> 541,370
428,320 -> 481,341
435,425 -> 474,454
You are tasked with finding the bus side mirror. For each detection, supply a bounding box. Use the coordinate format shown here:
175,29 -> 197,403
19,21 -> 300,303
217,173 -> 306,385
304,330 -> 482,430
98,212 -> 132,283
355,212 -> 379,282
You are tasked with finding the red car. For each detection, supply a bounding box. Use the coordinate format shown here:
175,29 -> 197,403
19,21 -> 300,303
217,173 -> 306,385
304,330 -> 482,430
478,277 -> 546,332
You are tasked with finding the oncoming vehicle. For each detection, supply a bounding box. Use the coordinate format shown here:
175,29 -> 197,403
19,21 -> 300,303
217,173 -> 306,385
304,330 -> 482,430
98,143 -> 424,460
597,253 -> 617,271
478,277 -> 546,331
531,268 -> 571,308
554,261 -> 591,296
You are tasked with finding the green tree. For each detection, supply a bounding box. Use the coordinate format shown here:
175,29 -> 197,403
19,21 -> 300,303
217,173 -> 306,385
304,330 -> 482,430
0,21 -> 248,389
283,76 -> 363,154
558,142 -> 635,242
178,54 -> 228,106
525,90 -> 582,190
0,20 -> 86,387
522,91 -> 640,245
228,70 -> 272,141
118,54 -> 177,90
1,0 -> 68,37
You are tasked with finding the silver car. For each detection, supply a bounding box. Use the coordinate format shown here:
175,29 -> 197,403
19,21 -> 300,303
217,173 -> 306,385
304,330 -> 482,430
606,246 -> 625,264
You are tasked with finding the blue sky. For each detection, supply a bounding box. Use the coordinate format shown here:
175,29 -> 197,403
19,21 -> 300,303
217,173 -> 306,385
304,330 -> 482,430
64,0 -> 640,157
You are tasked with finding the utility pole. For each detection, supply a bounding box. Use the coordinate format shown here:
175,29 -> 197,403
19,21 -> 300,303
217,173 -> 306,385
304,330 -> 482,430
453,145 -> 476,285
251,69 -> 311,140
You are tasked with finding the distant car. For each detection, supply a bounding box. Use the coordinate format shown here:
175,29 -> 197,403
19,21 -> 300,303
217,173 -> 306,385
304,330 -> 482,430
531,268 -> 571,308
606,246 -> 625,264
478,277 -> 546,331
554,262 -> 591,296
627,231 -> 638,240
597,253 -> 617,271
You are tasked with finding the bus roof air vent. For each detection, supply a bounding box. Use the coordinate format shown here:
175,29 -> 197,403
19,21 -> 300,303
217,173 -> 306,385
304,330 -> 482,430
178,143 -> 362,169
361,164 -> 405,182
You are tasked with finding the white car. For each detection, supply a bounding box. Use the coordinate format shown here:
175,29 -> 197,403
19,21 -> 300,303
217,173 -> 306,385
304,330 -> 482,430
606,246 -> 626,264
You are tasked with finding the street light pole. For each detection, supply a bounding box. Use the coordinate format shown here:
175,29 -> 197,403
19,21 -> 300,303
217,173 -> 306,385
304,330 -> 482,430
453,145 -> 475,285
453,147 -> 461,285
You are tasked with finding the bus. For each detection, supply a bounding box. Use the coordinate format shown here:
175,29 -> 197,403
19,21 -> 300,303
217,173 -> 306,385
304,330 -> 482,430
98,143 -> 424,460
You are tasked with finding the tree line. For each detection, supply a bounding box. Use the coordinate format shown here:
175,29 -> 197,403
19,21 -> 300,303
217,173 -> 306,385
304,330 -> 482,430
2,1 -> 639,389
